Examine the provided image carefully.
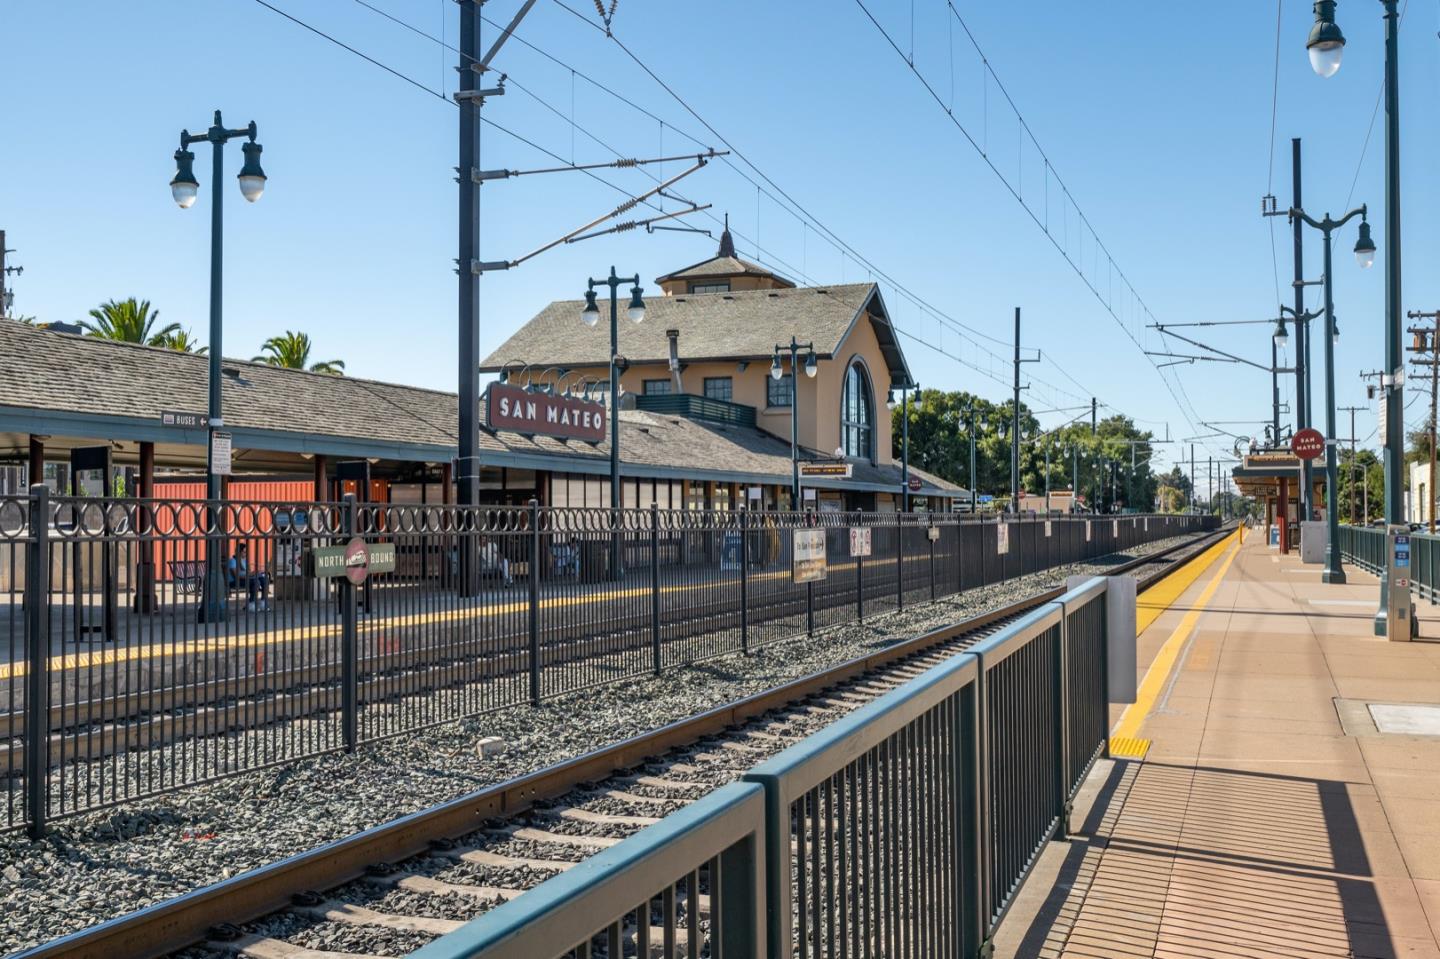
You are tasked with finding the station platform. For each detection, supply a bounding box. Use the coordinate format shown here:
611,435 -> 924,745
998,529 -> 1440,959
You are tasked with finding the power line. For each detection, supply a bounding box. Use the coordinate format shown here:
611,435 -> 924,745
850,0 -> 1214,453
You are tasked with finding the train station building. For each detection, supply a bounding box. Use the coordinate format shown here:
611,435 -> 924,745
0,229 -> 963,510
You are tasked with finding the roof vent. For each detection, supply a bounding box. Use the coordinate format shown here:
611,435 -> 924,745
816,288 -> 829,294
222,366 -> 242,379
675,297 -> 687,303
722,295 -> 734,301
767,292 -> 779,298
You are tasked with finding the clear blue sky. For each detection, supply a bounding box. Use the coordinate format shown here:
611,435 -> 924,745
5,0 -> 1440,484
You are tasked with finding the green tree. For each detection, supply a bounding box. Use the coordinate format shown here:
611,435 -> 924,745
253,331 -> 345,375
154,328 -> 207,354
80,298 -> 179,345
892,392 -> 1159,511
1407,412 -> 1435,466
1338,447 -> 1383,523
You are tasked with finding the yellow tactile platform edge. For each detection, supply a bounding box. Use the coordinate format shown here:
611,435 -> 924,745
1108,736 -> 1151,759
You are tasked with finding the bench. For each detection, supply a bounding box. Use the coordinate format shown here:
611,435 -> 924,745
167,561 -> 254,596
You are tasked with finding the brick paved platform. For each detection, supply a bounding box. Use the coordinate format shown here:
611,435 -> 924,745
998,529 -> 1440,959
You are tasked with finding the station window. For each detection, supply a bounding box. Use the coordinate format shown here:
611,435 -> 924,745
840,361 -> 874,460
767,375 -> 793,408
643,379 -> 672,396
703,376 -> 733,402
689,281 -> 730,294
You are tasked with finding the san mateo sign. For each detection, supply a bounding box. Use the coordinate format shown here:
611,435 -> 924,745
485,382 -> 606,443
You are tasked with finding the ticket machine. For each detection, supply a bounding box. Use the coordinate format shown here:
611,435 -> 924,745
1386,525 -> 1418,641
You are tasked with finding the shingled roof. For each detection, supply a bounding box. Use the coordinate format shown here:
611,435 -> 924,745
481,282 -> 913,388
0,321 -> 958,495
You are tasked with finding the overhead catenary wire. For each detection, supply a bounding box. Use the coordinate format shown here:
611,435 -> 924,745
849,0 -> 1218,457
262,0 -> 1142,443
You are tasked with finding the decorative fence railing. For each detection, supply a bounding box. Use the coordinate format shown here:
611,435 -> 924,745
0,486 -> 1215,835
407,576 -> 1123,959
1337,524 -> 1440,603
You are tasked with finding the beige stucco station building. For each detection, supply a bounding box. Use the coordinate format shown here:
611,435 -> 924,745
0,229 -> 963,512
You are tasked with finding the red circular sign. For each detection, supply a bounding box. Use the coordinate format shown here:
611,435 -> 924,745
343,537 -> 370,585
1291,428 -> 1325,461
908,476 -> 922,492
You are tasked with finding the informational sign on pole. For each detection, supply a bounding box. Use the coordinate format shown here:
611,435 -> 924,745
1045,520 -> 1052,538
793,528 -> 827,583
1086,520 -> 1093,542
211,432 -> 233,476
997,522 -> 1010,555
849,527 -> 872,557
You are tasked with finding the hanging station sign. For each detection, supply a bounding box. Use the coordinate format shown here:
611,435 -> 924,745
800,462 -> 853,479
1291,428 -> 1326,461
485,382 -> 606,442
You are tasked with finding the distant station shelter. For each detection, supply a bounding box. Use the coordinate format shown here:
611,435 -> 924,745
1232,449 -> 1324,552
0,230 -> 963,511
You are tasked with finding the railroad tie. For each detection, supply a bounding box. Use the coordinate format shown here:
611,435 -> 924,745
366,872 -> 523,902
290,900 -> 466,935
504,825 -> 622,850
443,846 -> 577,873
554,806 -> 662,828
209,933 -> 391,959
624,774 -> 707,793
596,788 -> 681,808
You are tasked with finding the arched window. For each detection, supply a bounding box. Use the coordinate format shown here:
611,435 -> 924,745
841,361 -> 874,459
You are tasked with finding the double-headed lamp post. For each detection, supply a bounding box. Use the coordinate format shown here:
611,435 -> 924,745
169,110 -> 266,623
960,406 -> 987,513
582,268 -> 645,581
1289,205 -> 1375,584
1307,0 -> 1409,635
773,338 -> 817,507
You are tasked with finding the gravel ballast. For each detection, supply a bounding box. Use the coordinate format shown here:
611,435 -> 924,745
0,532 -> 1211,955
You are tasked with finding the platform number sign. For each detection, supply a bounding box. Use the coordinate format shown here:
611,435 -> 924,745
793,529 -> 828,583
997,522 -> 1010,555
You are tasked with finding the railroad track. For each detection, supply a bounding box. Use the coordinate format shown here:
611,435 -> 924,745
13,526 -> 1232,959
2,535 -> 1199,773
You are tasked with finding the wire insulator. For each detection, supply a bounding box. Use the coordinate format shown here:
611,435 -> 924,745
613,220 -> 636,233
615,158 -> 637,167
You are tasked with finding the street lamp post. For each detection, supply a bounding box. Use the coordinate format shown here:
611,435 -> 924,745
582,268 -> 646,581
1306,0 -> 1409,634
774,337 -> 818,507
1071,446 -> 1080,513
169,110 -> 266,623
1291,205 -> 1374,584
891,383 -> 919,511
961,407 -> 987,513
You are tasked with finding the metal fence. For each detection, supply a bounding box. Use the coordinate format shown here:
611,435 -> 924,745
413,576 -> 1120,958
1337,524 -> 1440,603
0,486 -> 1214,835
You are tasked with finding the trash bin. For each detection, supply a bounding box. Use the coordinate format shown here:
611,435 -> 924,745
579,539 -> 610,583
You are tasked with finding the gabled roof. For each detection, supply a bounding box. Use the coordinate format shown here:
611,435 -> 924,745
654,254 -> 796,287
481,282 -> 915,388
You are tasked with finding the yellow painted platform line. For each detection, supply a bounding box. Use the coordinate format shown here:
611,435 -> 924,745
1108,736 -> 1151,759
1112,527 -> 1242,744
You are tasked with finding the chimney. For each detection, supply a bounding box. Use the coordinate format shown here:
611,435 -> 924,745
666,328 -> 684,393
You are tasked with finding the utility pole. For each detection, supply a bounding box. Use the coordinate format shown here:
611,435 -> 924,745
0,231 -> 21,319
1010,307 -> 1038,513
1407,310 -> 1440,532
1189,443 -> 1196,512
1339,404 -> 1367,524
1289,140 -> 1313,520
454,0 -> 533,594
1091,397 -> 1098,435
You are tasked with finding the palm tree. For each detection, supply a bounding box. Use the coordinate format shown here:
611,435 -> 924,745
80,298 -> 180,345
155,328 -> 208,355
253,331 -> 345,375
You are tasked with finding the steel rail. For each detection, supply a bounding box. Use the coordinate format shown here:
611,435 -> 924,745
11,525 -> 1233,959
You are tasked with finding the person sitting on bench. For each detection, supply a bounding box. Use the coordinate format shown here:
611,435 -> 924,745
228,543 -> 270,611
480,536 -> 513,587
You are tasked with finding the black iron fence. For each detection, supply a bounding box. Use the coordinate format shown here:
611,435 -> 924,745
0,487 -> 1215,835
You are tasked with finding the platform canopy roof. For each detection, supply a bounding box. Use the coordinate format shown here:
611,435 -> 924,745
0,320 -> 958,496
